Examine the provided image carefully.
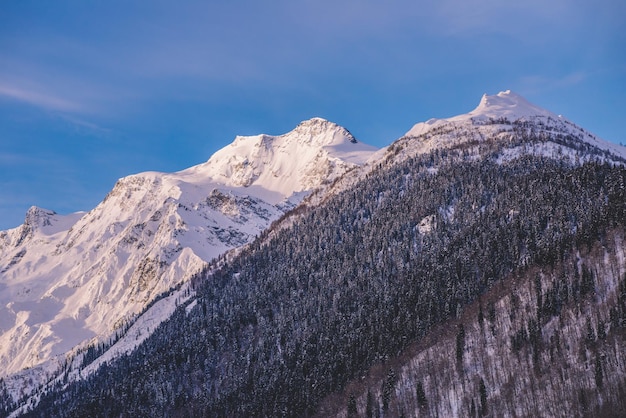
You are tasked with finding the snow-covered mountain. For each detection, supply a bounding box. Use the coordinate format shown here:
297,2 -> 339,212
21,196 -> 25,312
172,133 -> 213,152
308,90 -> 625,212
3,91 -> 626,415
12,90 -> 626,417
0,117 -> 377,387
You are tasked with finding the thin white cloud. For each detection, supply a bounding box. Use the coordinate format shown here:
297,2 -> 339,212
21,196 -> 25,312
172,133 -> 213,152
0,83 -> 82,112
0,0 -> 619,122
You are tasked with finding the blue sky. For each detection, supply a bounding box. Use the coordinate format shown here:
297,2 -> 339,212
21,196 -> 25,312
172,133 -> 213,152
1,0 -> 624,229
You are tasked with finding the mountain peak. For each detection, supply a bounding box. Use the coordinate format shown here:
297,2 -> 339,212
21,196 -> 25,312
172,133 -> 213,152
405,90 -> 558,138
185,119 -> 377,195
399,90 -> 626,164
289,117 -> 358,145
25,205 -> 55,218
24,206 -> 56,229
297,116 -> 330,126
470,90 -> 556,120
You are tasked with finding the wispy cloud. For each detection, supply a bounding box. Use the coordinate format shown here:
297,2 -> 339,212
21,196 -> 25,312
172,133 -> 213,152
0,83 -> 82,112
0,0 -> 601,115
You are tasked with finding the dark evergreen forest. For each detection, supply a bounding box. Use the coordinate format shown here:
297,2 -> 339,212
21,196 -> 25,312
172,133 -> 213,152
17,137 -> 626,417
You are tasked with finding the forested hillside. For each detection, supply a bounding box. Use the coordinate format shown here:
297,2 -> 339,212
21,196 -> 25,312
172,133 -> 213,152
325,229 -> 626,417
17,132 -> 626,417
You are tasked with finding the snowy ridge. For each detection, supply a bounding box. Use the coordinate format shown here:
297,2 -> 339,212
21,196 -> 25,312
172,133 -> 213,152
401,90 -> 626,162
182,117 -> 376,199
405,90 -> 558,138
0,118 -> 378,403
469,89 -> 557,120
270,91 -> 626,237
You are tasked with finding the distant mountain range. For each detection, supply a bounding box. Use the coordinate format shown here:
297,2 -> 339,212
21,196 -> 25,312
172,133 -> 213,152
2,91 -> 625,417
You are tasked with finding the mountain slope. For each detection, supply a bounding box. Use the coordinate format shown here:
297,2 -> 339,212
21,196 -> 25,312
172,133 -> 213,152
325,228 -> 626,417
22,144 -> 626,418
13,91 -> 626,417
0,118 -> 377,395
